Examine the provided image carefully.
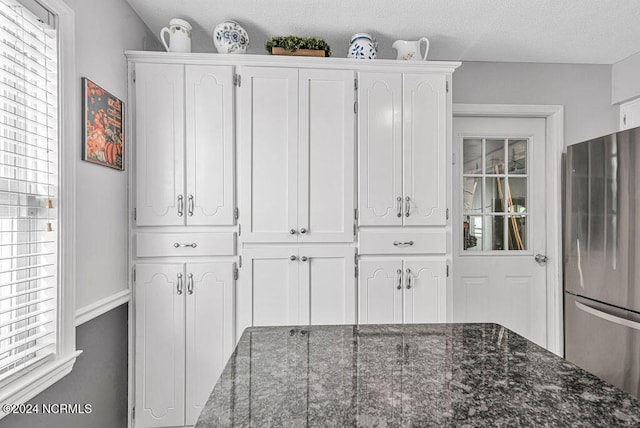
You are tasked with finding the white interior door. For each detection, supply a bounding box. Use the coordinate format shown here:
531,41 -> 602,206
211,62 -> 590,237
358,259 -> 403,324
403,73 -> 447,226
134,63 -> 185,226
185,262 -> 234,425
135,263 -> 185,428
404,259 -> 447,323
239,67 -> 299,242
185,65 -> 235,226
358,72 -> 403,226
298,69 -> 355,243
452,116 -> 548,347
299,246 -> 356,325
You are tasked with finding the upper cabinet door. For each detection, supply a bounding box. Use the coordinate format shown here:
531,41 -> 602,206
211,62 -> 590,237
185,262 -> 235,425
135,263 -> 186,428
403,259 -> 447,323
135,63 -> 185,226
403,73 -> 447,226
358,259 -> 403,324
298,69 -> 355,243
299,246 -> 356,325
358,72 -> 403,226
239,67 -> 299,242
185,65 -> 235,226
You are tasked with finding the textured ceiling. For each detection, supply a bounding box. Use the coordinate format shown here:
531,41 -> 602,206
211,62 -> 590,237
125,0 -> 640,64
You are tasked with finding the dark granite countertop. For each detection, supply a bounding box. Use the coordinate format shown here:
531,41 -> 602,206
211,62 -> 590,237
196,323 -> 640,427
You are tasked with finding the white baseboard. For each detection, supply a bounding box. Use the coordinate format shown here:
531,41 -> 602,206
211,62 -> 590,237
75,289 -> 131,326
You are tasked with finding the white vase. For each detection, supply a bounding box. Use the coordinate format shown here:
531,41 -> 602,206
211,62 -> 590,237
348,33 -> 377,59
213,20 -> 249,54
159,18 -> 192,53
392,38 -> 430,61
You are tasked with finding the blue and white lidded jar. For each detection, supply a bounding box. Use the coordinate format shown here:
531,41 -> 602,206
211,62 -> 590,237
348,33 -> 377,59
213,20 -> 249,54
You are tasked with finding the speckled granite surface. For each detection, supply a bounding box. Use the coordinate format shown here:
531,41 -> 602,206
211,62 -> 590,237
195,323 -> 640,427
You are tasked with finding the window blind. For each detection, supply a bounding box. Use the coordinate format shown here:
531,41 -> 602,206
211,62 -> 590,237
0,0 -> 57,381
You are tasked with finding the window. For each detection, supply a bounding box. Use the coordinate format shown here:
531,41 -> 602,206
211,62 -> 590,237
0,0 -> 77,410
462,137 -> 528,251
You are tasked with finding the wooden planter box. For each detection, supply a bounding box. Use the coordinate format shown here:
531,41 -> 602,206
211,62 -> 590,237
271,47 -> 326,57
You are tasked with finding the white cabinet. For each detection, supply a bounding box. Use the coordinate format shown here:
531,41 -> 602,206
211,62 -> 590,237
358,72 -> 447,226
237,247 -> 356,338
239,67 -> 355,242
358,259 -> 447,324
135,63 -> 235,226
135,262 -> 234,428
620,97 -> 640,130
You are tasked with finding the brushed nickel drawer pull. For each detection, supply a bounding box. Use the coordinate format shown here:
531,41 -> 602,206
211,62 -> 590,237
174,242 -> 198,248
393,241 -> 414,247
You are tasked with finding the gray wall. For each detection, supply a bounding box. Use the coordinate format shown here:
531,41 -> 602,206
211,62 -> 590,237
453,61 -> 619,146
612,51 -> 640,104
67,0 -> 155,311
2,305 -> 129,428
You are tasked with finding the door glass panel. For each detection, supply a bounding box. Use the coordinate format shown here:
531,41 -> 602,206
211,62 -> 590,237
462,137 -> 529,252
485,139 -> 505,174
463,177 -> 482,213
485,215 -> 504,250
463,139 -> 482,174
485,177 -> 505,213
507,178 -> 527,213
508,215 -> 527,250
463,215 -> 482,251
508,139 -> 527,174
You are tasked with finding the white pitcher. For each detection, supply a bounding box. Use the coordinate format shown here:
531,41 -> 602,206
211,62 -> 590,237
160,18 -> 192,53
392,37 -> 430,61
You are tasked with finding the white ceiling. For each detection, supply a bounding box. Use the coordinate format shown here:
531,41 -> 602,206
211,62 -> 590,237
125,0 -> 640,64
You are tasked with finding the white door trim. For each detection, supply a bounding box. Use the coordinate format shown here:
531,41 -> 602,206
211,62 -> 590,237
453,104 -> 564,356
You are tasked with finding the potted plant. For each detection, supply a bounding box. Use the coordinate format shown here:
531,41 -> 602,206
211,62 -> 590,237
265,36 -> 332,57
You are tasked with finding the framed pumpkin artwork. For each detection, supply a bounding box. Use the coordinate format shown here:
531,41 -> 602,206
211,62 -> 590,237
82,78 -> 124,170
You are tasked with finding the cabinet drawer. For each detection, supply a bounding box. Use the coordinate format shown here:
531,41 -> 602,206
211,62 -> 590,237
358,230 -> 446,255
136,232 -> 235,257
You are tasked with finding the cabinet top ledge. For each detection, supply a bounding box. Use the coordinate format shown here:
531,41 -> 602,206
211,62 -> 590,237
124,50 -> 461,72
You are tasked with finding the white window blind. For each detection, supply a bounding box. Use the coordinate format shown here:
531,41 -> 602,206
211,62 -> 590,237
0,0 -> 58,381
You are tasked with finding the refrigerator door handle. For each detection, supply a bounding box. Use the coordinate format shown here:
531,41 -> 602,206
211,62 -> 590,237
576,301 -> 640,332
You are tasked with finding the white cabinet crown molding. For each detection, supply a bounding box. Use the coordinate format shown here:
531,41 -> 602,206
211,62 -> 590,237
125,51 -> 460,72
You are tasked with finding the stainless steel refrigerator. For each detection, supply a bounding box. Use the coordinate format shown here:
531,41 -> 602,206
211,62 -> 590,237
564,126 -> 640,398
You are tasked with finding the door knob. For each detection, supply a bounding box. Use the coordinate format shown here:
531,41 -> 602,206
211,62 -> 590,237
300,228 -> 307,234
290,255 -> 297,261
534,254 -> 548,264
301,256 -> 308,262
290,229 -> 297,235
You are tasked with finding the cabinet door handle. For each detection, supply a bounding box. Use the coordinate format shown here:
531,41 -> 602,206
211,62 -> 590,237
300,228 -> 307,234
396,196 -> 402,218
396,269 -> 402,290
177,195 -> 184,217
174,242 -> 197,248
290,255 -> 297,261
177,272 -> 183,295
301,256 -> 308,262
187,273 -> 194,295
406,268 -> 412,289
290,228 -> 297,235
405,196 -> 411,217
187,194 -> 194,217
393,241 -> 414,247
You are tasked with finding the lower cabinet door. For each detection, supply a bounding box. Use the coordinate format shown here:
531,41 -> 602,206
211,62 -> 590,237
135,263 -> 186,428
403,259 -> 447,323
358,259 -> 403,324
299,246 -> 356,325
185,262 -> 235,426
238,248 -> 300,339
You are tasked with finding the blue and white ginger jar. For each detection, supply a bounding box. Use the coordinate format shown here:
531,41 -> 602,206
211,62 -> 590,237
213,20 -> 249,54
348,33 -> 377,59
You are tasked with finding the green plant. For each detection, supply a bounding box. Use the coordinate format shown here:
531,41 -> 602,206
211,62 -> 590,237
265,36 -> 332,57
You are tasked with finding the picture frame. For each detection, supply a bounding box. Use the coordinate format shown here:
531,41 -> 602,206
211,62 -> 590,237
82,77 -> 125,170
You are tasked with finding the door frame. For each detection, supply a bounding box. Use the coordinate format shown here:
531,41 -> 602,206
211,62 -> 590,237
453,104 -> 564,356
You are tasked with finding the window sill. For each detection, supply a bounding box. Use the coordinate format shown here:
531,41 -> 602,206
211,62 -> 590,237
0,351 -> 82,418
